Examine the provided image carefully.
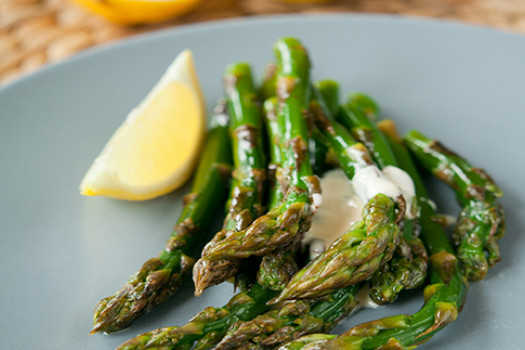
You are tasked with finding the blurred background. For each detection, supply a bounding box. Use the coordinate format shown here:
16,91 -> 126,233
1,0 -> 523,85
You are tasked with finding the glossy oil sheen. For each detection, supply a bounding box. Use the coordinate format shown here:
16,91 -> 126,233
0,14 -> 524,349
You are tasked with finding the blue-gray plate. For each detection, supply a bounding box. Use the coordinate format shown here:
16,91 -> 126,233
1,14 -> 524,349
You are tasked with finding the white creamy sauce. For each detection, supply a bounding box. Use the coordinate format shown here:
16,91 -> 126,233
311,192 -> 323,211
383,165 -> 416,219
352,164 -> 417,219
304,169 -> 364,258
345,147 -> 369,166
352,165 -> 402,204
304,165 -> 416,259
383,166 -> 415,199
355,283 -> 380,309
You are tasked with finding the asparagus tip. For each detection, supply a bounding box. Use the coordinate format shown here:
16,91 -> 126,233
267,293 -> 285,305
89,324 -> 102,335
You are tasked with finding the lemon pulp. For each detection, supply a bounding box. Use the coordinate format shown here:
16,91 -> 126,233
80,50 -> 205,200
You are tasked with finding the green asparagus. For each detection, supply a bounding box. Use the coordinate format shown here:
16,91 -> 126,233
99,37 -> 504,350
197,38 -> 319,262
337,93 -> 397,169
272,192 -> 399,302
343,94 -> 428,305
271,97 -> 402,303
404,130 -> 505,281
368,218 -> 428,305
257,98 -> 300,292
278,122 -> 468,350
193,63 -> 267,295
263,97 -> 285,208
118,157 -> 296,350
116,283 -> 277,350
215,284 -> 361,350
309,80 -> 336,175
313,80 -> 340,117
257,249 -> 298,292
209,84 -> 365,350
259,63 -> 277,101
90,101 -> 232,334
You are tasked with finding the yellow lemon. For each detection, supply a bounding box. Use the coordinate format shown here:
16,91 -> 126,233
79,50 -> 206,200
70,0 -> 202,25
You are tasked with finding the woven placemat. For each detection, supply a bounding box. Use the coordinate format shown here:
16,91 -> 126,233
1,0 -> 524,85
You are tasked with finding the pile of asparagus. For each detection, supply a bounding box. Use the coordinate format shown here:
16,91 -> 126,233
90,37 -> 505,350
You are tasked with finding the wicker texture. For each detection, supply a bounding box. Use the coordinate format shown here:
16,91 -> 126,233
1,0 -> 524,85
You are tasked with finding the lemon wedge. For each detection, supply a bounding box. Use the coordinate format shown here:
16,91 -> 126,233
79,50 -> 206,201
70,0 -> 202,25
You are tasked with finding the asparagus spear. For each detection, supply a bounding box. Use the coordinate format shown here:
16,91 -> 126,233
309,80 -> 337,176
215,284 -> 361,350
403,130 -> 504,281
313,80 -> 340,119
210,84 -> 362,350
259,62 -> 329,187
117,284 -> 278,350
278,123 -> 468,350
263,97 -> 285,209
197,38 -> 320,262
256,97 -> 299,292
271,96 -> 403,303
368,219 -> 428,305
257,249 -> 298,292
259,63 -> 277,101
118,244 -> 302,350
193,63 -> 267,295
342,94 -> 428,305
119,154 -> 299,350
336,92 -> 397,168
117,70 -> 318,349
90,102 -> 233,335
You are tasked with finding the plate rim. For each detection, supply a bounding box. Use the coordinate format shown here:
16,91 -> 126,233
2,12 -> 524,92
0,10 -> 523,349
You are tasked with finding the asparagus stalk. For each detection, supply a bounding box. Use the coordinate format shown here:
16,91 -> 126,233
309,80 -> 337,175
259,63 -> 277,101
271,96 -> 402,303
117,67 -> 320,348
90,102 -> 233,334
196,38 -> 319,262
257,249 -> 298,292
118,244 -> 302,350
256,97 -> 302,292
313,80 -> 340,117
403,130 -> 504,281
215,284 -> 361,350
368,219 -> 428,305
210,84 -> 361,350
118,155 -> 299,350
272,192 -> 399,302
193,63 -> 267,295
278,122 -> 468,350
336,92 -> 396,168
263,97 -> 285,209
343,94 -> 428,305
117,284 -> 278,350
